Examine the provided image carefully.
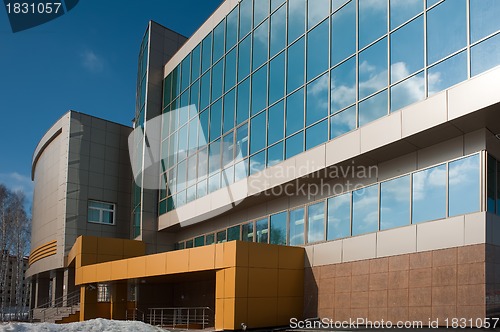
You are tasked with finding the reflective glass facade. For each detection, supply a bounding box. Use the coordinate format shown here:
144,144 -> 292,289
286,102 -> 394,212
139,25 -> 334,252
177,153 -> 481,248
160,0 -> 500,214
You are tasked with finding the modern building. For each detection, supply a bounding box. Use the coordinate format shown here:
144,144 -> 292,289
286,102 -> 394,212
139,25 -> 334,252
1,255 -> 29,318
28,0 -> 500,329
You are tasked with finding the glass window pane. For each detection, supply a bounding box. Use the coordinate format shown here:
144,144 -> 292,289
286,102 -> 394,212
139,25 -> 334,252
222,165 -> 234,187
331,0 -> 356,66
256,218 -> 269,243
390,16 -> 424,83
227,225 -> 241,241
237,78 -> 250,124
272,0 -> 285,11
240,0 -> 253,39
250,111 -> 267,154
88,209 -> 100,223
225,48 -> 237,92
270,212 -> 287,245
427,0 -> 466,65
359,0 -> 387,49
190,80 -> 200,115
390,0 -> 423,29
331,105 -> 356,139
242,222 -> 254,242
288,0 -> 306,43
306,119 -> 328,150
223,89 -> 236,133
191,45 -> 201,82
428,51 -> 467,96
197,148 -> 208,180
470,0 -> 500,43
487,155 -> 496,212
209,138 -> 221,175
269,51 -> 285,104
412,164 -> 446,223
194,236 -> 205,247
251,65 -> 268,115
216,230 -> 227,243
200,71 -> 211,110
352,184 -> 379,236
285,131 -> 304,159
199,110 -> 209,147
206,233 -> 215,245
327,192 -> 351,240
287,37 -> 305,93
331,57 -> 356,113
177,242 -> 185,250
185,239 -> 193,248
380,175 -> 410,230
254,0 -> 269,26
187,185 -> 196,203
308,0 -> 329,29
177,159 -> 187,192
307,19 -> 329,81
471,33 -> 500,77
359,37 -> 388,99
449,154 -> 480,217
359,89 -> 388,127
178,125 -> 188,160
332,0 -> 349,13
197,179 -> 207,198
286,88 -> 304,136
253,20 -> 269,70
208,172 -> 221,193
270,5 -> 286,57
238,35 -> 252,81
212,60 -> 224,102
235,158 -> 249,182
307,202 -> 325,243
306,73 -> 329,125
249,150 -> 266,175
390,72 -> 425,113
289,207 -> 305,245
222,131 -> 235,167
226,7 -> 238,52
267,142 -> 284,167
236,123 -> 249,160
187,154 -> 197,187
268,101 -> 284,145
213,21 -> 225,63
209,100 -> 222,141
181,56 -> 191,92
201,33 -> 212,73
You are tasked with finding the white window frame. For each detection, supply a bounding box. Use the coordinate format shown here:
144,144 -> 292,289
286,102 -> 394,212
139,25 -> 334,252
88,200 -> 116,225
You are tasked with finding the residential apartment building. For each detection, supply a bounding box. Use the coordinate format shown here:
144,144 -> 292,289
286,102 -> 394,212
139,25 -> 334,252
28,0 -> 500,329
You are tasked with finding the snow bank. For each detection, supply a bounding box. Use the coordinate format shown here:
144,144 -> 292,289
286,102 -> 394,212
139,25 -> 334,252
0,318 -> 168,332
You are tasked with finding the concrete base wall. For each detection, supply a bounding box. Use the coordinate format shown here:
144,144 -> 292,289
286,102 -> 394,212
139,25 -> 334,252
305,244 -> 486,325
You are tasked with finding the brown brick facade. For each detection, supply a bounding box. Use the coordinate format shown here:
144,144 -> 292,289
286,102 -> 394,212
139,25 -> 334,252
304,244 -> 487,325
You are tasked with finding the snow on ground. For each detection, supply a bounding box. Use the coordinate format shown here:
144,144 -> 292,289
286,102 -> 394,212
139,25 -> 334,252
0,318 -> 169,332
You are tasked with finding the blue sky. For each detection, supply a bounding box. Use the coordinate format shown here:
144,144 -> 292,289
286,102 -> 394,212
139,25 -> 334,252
0,0 -> 223,207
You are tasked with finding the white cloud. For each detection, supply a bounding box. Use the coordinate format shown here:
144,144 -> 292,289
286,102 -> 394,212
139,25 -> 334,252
81,50 -> 104,73
0,172 -> 34,210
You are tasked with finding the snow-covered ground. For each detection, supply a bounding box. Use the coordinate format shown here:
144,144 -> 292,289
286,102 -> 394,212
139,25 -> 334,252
0,318 -> 168,332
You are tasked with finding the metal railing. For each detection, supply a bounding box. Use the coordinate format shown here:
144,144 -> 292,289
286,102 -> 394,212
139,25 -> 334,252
126,308 -> 145,322
34,290 -> 80,322
148,307 -> 213,329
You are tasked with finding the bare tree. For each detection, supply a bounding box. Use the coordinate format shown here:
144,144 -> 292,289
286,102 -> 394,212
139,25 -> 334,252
0,185 -> 31,320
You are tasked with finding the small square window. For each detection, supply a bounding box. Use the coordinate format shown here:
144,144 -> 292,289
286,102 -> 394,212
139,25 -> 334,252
88,200 -> 115,225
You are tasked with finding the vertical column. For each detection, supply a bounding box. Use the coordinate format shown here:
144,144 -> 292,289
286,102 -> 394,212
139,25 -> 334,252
62,268 -> 76,306
35,276 -> 50,308
50,270 -> 64,306
79,284 -> 98,321
110,283 -> 128,320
